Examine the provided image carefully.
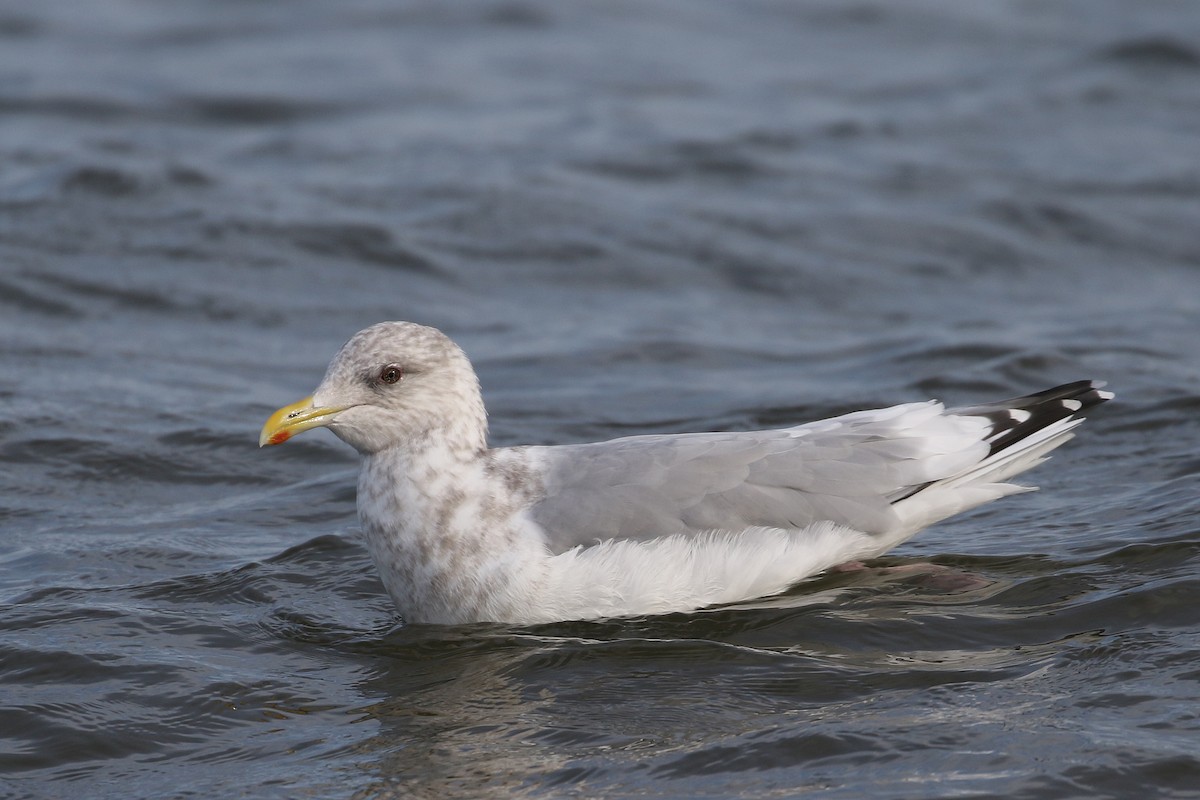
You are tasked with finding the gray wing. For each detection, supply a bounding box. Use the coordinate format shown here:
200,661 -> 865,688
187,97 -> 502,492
523,401 -> 986,553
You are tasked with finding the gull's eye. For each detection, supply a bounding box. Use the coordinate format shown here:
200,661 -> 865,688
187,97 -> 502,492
378,364 -> 403,385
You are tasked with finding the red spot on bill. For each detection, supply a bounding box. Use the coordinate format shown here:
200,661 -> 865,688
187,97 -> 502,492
268,430 -> 291,445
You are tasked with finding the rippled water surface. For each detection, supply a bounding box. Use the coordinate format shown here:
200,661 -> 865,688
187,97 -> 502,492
3,1 -> 1199,798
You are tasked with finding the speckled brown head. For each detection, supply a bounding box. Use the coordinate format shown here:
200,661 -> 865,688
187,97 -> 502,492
259,321 -> 488,455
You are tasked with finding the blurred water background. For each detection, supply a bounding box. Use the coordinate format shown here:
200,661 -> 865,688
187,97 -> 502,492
2,1 -> 1199,797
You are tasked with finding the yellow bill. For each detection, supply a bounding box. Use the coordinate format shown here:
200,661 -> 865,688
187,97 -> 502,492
259,396 -> 346,447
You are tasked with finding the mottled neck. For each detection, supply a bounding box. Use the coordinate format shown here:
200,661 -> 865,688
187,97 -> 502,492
359,439 -> 487,541
355,441 -> 543,624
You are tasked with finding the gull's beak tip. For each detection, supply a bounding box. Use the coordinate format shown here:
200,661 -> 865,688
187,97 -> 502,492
259,395 -> 336,448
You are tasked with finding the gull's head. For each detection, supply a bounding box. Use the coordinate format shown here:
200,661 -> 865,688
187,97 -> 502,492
259,321 -> 486,455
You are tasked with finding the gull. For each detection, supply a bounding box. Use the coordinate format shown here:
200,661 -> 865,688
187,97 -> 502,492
260,321 -> 1111,625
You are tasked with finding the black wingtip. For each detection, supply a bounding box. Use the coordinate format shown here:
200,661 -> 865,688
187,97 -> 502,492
952,380 -> 1113,457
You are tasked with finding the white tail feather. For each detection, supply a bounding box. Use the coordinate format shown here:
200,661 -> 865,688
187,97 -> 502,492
888,416 -> 1083,544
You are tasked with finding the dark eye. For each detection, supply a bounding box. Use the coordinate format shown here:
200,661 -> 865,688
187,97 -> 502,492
378,364 -> 403,385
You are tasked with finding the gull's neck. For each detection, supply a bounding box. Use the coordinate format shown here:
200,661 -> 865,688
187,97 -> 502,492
358,433 -> 490,558
356,434 -> 547,624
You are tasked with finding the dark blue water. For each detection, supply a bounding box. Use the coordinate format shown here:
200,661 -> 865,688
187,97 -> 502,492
3,1 -> 1199,797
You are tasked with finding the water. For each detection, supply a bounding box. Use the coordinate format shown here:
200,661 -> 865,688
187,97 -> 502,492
2,1 -> 1199,797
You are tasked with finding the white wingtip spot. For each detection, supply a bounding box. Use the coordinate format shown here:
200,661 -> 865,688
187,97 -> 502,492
1096,390 -> 1115,401
1061,399 -> 1082,412
1009,409 -> 1032,423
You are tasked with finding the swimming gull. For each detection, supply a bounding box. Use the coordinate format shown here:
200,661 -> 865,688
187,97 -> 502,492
260,321 -> 1112,625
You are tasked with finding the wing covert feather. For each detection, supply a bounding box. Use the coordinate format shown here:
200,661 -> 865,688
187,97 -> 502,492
526,401 -> 989,553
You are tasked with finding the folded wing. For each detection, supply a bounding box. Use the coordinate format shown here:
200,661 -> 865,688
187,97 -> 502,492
527,380 -> 1111,554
